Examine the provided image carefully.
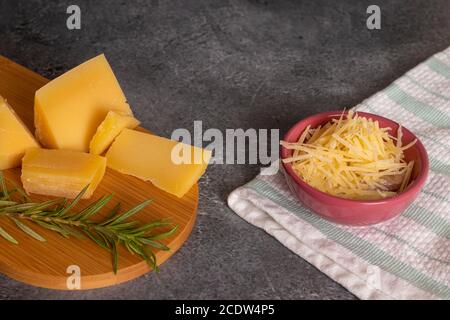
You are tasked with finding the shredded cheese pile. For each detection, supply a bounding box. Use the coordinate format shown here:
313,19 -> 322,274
281,111 -> 416,200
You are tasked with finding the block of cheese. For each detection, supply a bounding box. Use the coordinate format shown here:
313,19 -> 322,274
89,111 -> 140,155
34,54 -> 132,152
0,95 -> 39,170
106,129 -> 211,198
21,148 -> 106,199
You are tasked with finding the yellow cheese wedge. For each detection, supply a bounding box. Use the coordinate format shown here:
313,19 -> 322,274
0,95 -> 39,170
21,148 -> 106,199
89,111 -> 140,155
106,129 -> 211,198
34,54 -> 132,152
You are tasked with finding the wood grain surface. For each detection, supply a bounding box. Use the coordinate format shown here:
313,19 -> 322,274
0,55 -> 198,290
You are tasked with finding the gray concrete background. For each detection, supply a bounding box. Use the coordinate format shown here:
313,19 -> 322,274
1,0 -> 449,299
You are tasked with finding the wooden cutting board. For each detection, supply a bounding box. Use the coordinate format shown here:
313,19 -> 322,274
0,55 -> 198,290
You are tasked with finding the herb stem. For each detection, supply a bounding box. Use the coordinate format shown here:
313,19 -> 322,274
0,172 -> 178,273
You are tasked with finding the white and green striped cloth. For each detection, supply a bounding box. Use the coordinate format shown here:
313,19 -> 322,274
228,47 -> 450,300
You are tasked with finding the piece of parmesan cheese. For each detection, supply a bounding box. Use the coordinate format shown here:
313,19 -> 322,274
281,111 -> 416,200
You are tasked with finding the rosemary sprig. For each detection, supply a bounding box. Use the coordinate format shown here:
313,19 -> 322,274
0,172 -> 178,273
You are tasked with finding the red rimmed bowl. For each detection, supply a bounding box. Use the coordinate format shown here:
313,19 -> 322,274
280,111 -> 429,226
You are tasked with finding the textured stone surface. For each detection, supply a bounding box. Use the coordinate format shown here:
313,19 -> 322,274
1,0 -> 449,299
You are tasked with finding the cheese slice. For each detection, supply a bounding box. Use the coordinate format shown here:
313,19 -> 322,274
89,111 -> 140,155
0,95 -> 39,170
35,54 -> 132,152
106,129 -> 211,198
21,148 -> 106,199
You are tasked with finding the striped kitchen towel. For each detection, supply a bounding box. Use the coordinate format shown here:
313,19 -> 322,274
228,47 -> 450,300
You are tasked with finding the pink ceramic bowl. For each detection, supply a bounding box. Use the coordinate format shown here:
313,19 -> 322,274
280,111 -> 429,226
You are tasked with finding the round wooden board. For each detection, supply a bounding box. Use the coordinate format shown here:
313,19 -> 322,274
0,55 -> 198,290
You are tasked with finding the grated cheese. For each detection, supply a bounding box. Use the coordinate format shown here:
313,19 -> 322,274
281,111 -> 417,200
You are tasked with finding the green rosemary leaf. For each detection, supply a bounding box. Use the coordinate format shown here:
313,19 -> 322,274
109,200 -> 153,226
39,209 -> 61,217
135,243 -> 154,269
129,220 -> 173,236
148,225 -> 179,241
142,247 -> 159,272
23,198 -> 65,215
52,199 -> 68,214
111,240 -> 118,274
2,203 -> 39,213
0,226 -> 18,244
24,210 -> 50,216
83,229 -> 110,251
58,185 -> 89,217
10,217 -> 46,242
0,200 -> 17,207
103,202 -> 121,221
96,229 -> 113,250
6,179 -> 30,202
59,224 -> 85,239
99,211 -> 121,226
35,220 -> 70,238
122,240 -> 135,255
73,194 -> 113,221
109,221 -> 139,231
139,238 -> 169,251
1,189 -> 17,201
148,249 -> 159,272
128,241 -> 143,255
